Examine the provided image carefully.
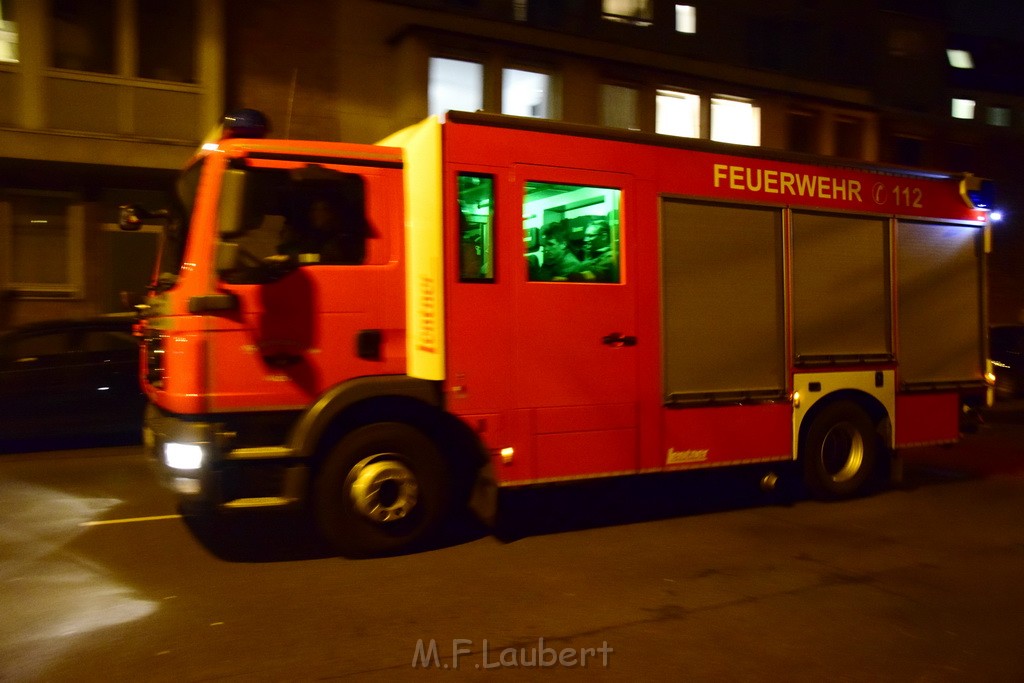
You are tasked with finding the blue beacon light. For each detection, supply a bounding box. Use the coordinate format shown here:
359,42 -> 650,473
959,174 -> 995,211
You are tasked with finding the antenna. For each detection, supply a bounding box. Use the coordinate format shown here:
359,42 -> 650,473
285,68 -> 298,139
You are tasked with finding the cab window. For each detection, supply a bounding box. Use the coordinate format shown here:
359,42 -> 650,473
523,182 -> 621,283
218,163 -> 375,283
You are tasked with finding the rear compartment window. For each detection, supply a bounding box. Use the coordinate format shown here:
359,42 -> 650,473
457,173 -> 495,282
523,182 -> 621,283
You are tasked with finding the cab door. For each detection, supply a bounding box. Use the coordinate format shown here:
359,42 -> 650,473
512,166 -> 638,479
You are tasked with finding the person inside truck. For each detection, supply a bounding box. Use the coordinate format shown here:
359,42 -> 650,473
569,218 -> 619,283
529,221 -> 581,281
278,192 -> 367,265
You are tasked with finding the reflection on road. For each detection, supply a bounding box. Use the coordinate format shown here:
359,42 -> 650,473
0,481 -> 157,679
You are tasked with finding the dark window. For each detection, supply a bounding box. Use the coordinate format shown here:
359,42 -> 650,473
948,143 -> 976,172
891,136 -> 924,167
137,0 -> 196,82
788,111 -> 818,154
51,0 -> 115,73
835,118 -> 864,159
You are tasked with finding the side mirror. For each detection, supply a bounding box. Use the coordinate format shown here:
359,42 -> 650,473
215,241 -> 240,271
119,204 -> 145,232
218,169 -> 250,236
119,204 -> 169,232
119,290 -> 147,312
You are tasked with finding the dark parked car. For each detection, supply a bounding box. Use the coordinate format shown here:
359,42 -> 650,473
0,314 -> 145,452
991,324 -> 1024,400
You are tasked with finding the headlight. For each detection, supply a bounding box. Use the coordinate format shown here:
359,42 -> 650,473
164,442 -> 205,470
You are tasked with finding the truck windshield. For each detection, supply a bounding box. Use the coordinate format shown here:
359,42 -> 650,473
151,161 -> 201,291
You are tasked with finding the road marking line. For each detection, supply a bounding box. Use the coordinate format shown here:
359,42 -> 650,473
80,514 -> 183,527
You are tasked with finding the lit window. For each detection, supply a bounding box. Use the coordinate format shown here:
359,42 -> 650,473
429,57 -> 484,117
675,4 -> 696,33
523,182 -> 621,283
946,49 -> 974,69
986,107 -> 1011,127
656,90 -> 700,138
457,174 -> 495,282
502,68 -> 551,118
0,1 -> 17,63
602,0 -> 652,26
951,98 -> 976,120
1,193 -> 84,298
513,0 -> 527,21
601,84 -> 639,130
711,97 -> 761,146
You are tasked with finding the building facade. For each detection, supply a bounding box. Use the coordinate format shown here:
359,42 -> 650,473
2,0 -> 1021,327
0,0 -> 223,327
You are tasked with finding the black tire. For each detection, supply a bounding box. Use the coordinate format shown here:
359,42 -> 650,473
801,401 -> 879,499
314,422 -> 450,557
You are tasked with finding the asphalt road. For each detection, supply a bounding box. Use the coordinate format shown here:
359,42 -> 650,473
1,405 -> 1023,682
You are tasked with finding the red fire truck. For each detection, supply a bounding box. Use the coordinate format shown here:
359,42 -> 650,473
125,109 -> 994,556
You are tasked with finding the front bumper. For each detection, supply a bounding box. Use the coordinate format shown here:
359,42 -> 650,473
144,404 -> 308,510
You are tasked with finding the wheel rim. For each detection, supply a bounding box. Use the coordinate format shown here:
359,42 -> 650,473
347,455 -> 419,523
819,422 -> 864,483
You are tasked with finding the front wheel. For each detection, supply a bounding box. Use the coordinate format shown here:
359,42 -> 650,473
801,401 -> 879,499
314,422 -> 450,557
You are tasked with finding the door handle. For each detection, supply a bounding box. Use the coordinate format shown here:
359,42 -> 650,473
602,333 -> 637,347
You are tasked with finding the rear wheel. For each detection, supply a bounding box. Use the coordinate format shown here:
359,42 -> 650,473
314,422 -> 450,557
802,401 -> 879,499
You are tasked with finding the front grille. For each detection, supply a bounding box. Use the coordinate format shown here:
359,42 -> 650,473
145,330 -> 165,388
